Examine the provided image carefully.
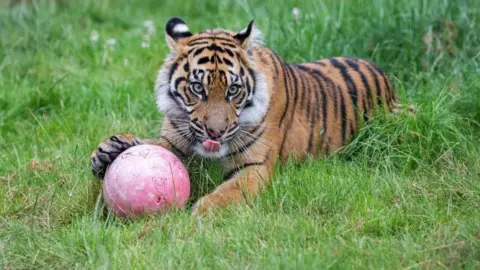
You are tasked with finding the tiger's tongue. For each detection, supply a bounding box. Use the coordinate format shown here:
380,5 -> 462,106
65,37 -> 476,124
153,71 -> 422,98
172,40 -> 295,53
202,140 -> 221,152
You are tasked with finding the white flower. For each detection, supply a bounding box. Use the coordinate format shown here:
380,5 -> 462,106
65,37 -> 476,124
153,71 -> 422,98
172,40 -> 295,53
292,7 -> 301,21
143,19 -> 156,36
90,30 -> 99,42
106,38 -> 116,46
141,40 -> 150,49
143,19 -> 154,29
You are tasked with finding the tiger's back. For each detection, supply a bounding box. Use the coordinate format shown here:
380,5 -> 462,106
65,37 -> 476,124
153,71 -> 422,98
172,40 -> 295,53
241,48 -> 395,164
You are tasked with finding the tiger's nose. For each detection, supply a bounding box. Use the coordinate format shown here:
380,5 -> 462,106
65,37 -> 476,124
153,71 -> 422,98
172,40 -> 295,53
205,127 -> 226,140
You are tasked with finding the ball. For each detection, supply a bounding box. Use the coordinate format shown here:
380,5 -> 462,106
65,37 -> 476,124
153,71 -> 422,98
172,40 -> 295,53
103,144 -> 190,217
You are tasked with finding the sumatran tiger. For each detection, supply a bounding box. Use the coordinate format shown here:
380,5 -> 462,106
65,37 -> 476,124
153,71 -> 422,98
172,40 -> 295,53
90,17 -> 398,215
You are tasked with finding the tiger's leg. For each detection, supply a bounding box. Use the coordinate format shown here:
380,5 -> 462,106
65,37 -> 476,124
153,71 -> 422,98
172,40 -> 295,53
90,134 -> 178,178
191,152 -> 276,215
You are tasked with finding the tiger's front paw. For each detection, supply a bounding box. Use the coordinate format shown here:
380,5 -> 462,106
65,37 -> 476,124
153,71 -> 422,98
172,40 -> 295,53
191,194 -> 217,216
90,134 -> 141,178
191,190 -> 243,216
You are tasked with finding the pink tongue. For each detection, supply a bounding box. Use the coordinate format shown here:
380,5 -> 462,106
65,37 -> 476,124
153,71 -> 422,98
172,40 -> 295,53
202,140 -> 221,152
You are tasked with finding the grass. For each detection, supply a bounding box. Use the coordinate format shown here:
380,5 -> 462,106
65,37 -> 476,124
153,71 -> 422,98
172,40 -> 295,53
1,0 -> 480,268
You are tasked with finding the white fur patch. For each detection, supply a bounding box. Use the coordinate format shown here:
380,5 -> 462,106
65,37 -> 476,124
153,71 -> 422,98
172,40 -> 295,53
192,142 -> 229,158
249,26 -> 264,46
238,71 -> 270,124
155,59 -> 186,118
172,24 -> 189,34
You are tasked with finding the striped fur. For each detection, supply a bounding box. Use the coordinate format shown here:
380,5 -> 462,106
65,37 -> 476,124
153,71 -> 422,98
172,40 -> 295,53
90,18 -> 396,215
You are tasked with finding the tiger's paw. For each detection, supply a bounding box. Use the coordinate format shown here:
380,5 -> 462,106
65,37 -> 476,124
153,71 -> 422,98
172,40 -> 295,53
90,134 -> 141,179
191,190 -> 242,216
191,194 -> 218,216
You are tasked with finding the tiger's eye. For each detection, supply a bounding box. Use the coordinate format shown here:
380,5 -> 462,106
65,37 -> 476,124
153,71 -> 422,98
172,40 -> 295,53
227,85 -> 241,97
190,82 -> 204,95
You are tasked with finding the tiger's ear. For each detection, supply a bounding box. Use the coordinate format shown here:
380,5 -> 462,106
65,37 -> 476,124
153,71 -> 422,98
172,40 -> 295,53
165,17 -> 192,52
234,20 -> 263,51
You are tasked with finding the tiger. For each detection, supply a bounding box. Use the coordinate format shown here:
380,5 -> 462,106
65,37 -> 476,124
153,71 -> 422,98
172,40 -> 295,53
90,17 -> 397,215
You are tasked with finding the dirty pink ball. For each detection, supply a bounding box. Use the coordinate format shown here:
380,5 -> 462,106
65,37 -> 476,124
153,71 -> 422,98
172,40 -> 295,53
103,144 -> 190,217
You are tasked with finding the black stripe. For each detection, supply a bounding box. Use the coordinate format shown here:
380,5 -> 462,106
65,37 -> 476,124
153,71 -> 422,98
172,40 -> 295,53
314,74 -> 325,154
170,121 -> 191,140
302,72 -> 315,152
344,58 -> 372,113
226,124 -> 239,134
206,43 -> 225,52
237,91 -> 247,104
160,135 -> 185,156
168,91 -> 184,107
173,91 -> 194,107
189,122 -> 203,133
188,36 -> 235,44
246,78 -> 252,97
247,68 -> 256,95
183,86 -> 194,104
350,122 -> 356,137
219,42 -> 237,49
98,146 -> 120,156
298,64 -> 307,111
303,69 -> 312,124
338,86 -> 347,143
272,53 -> 290,128
319,79 -> 327,149
223,58 -> 233,66
192,47 -> 206,57
311,75 -> 322,153
279,64 -> 299,157
301,69 -> 322,153
191,122 -> 203,133
268,51 -> 280,82
197,57 -> 209,65
365,64 -> 382,108
296,65 -> 330,143
192,69 -> 199,80
168,62 -> 179,81
332,79 -> 338,118
188,41 -> 210,47
330,58 -> 360,134
329,58 -> 359,110
223,162 -> 265,181
109,135 -> 123,145
224,48 -> 234,57
174,77 -> 186,89
377,68 -> 392,104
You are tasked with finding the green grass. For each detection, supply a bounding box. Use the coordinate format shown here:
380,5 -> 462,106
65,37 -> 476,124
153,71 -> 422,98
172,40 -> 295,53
1,0 -> 480,268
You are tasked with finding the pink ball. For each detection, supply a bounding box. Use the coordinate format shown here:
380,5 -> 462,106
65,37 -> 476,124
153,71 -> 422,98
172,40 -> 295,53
103,144 -> 190,217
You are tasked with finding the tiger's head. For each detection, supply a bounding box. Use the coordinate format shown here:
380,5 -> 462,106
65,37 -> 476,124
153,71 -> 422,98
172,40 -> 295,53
155,17 -> 269,158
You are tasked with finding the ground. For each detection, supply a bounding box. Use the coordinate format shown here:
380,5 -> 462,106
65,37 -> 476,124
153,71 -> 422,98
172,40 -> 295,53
1,0 -> 480,269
